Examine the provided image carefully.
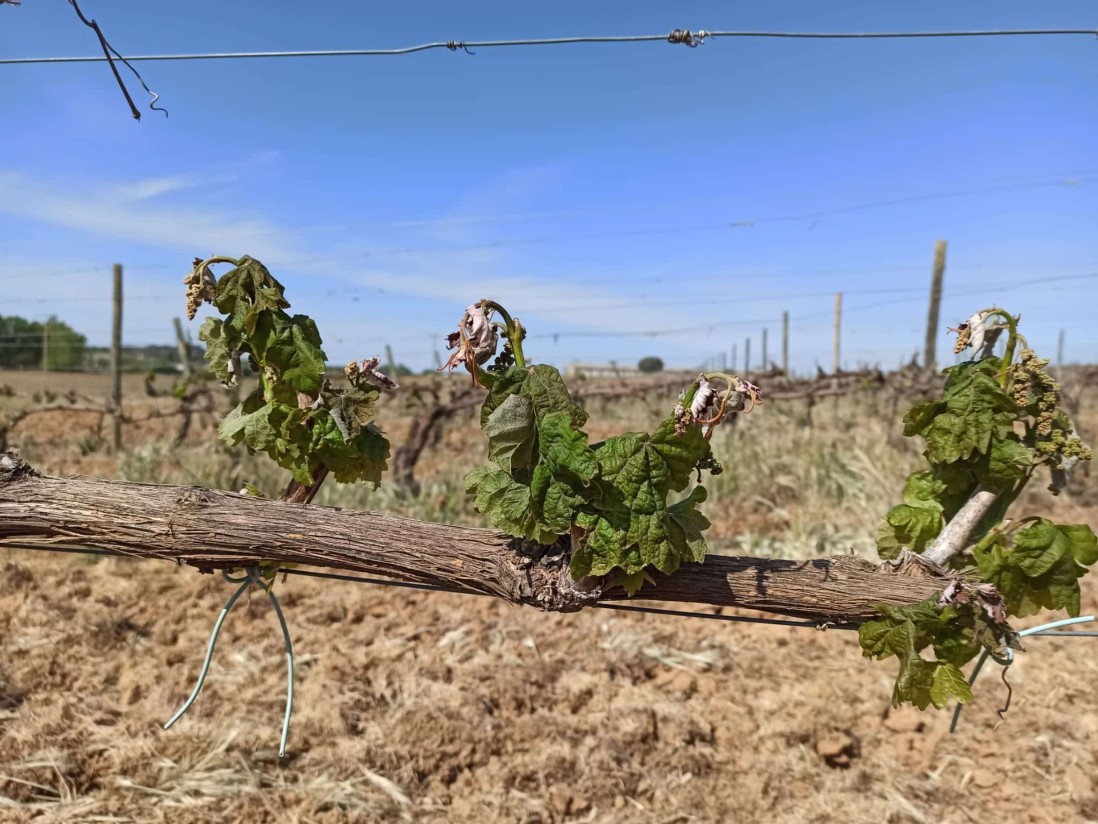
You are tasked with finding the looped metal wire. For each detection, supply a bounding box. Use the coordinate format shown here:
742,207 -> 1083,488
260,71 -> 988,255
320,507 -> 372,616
949,614 -> 1095,734
446,41 -> 476,55
164,565 -> 295,757
223,566 -> 261,584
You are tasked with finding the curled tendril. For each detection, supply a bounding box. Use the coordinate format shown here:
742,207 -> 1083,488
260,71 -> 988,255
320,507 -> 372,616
997,664 -> 1014,722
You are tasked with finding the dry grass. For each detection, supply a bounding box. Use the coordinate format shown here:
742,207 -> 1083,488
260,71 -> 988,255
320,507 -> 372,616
1,372 -> 1096,822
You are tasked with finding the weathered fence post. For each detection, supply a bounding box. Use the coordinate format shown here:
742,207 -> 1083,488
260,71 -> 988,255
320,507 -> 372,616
111,263 -> 123,452
385,344 -> 396,378
832,292 -> 842,387
924,240 -> 947,370
173,317 -> 193,380
782,310 -> 790,376
41,319 -> 50,372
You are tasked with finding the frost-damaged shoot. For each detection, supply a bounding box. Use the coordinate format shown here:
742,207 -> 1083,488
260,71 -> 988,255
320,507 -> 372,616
864,306 -> 1095,710
185,254 -> 397,541
445,298 -> 763,595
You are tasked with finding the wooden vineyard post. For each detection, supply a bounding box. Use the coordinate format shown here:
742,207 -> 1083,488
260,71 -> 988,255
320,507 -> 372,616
832,292 -> 842,389
41,319 -> 49,372
782,310 -> 790,375
924,240 -> 947,370
111,263 -> 123,452
173,317 -> 193,380
385,344 -> 396,378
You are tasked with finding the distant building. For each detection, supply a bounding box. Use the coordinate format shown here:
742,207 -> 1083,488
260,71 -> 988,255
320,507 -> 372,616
83,345 -> 185,373
564,362 -> 641,380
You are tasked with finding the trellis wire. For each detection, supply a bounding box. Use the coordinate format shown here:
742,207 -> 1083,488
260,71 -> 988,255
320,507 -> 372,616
2,27 -> 1096,65
9,542 -> 1098,638
2,542 -> 849,629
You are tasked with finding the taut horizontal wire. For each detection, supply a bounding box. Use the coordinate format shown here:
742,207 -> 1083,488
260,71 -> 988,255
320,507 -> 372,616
520,273 -> 1098,340
2,28 -> 1096,66
0,542 -> 846,629
7,542 -> 1098,637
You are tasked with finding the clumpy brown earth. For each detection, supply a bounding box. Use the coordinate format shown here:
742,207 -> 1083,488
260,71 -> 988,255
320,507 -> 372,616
1,370 -> 1097,823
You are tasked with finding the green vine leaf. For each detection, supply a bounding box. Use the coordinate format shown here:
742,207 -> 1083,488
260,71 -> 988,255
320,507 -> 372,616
529,464 -> 580,534
931,627 -> 983,669
859,608 -> 917,660
465,466 -> 561,545
211,256 -> 289,327
218,390 -> 313,484
480,364 -> 588,429
190,254 -> 394,493
450,299 -> 750,597
198,317 -> 242,386
466,408 -> 598,545
310,415 -> 389,487
666,486 -> 713,565
929,662 -> 973,708
876,471 -> 945,559
611,570 -> 655,597
484,394 -> 537,474
569,416 -> 713,586
649,418 -> 712,493
538,411 -> 598,483
528,412 -> 598,534
249,311 -> 327,396
974,520 -> 1098,618
1063,524 -> 1098,566
894,657 -> 938,710
905,359 -> 1017,466
859,598 -> 977,709
986,436 -> 1034,485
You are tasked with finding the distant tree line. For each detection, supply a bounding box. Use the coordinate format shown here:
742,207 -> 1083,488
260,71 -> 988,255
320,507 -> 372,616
0,314 -> 86,370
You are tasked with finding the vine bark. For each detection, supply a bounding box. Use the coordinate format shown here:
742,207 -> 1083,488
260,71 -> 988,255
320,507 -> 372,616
0,452 -> 953,624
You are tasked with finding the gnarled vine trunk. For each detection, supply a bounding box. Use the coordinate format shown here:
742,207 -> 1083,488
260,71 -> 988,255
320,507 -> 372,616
0,452 -> 951,624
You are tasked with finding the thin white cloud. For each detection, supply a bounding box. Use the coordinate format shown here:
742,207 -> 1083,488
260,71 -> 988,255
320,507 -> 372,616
110,173 -> 237,202
0,170 -> 298,260
0,165 -> 702,358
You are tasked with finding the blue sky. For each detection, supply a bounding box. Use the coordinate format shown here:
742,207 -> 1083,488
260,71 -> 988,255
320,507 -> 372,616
1,1 -> 1095,374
